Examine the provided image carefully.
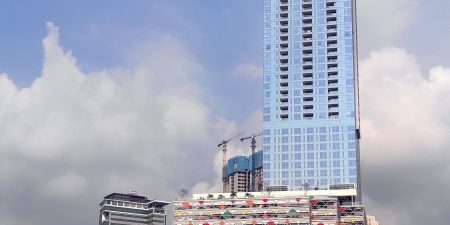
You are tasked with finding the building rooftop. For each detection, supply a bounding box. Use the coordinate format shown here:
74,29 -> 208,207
101,192 -> 171,207
103,192 -> 150,203
188,189 -> 358,201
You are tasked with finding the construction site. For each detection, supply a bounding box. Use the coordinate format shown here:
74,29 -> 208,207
173,190 -> 366,225
218,132 -> 264,193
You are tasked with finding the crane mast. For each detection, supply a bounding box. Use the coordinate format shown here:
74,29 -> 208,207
217,132 -> 244,192
240,132 -> 263,192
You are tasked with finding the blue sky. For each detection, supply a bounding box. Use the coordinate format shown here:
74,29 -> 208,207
0,0 -> 263,121
1,1 -> 450,225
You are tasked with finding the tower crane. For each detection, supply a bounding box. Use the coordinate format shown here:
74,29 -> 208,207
217,131 -> 245,167
218,131 -> 244,192
240,132 -> 263,192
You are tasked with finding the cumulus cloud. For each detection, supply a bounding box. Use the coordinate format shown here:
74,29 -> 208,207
357,0 -> 418,54
359,47 -> 450,225
0,22 -> 255,225
193,109 -> 263,194
233,63 -> 262,80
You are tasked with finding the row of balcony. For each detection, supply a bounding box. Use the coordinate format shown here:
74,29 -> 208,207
279,0 -> 338,17
279,55 -> 338,64
277,87 -> 339,96
279,112 -> 340,120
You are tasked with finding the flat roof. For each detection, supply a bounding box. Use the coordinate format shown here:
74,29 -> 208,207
191,189 -> 357,200
149,200 -> 171,207
104,193 -> 150,203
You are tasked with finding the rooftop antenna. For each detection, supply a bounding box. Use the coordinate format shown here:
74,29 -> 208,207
302,183 -> 310,196
240,132 -> 263,192
128,189 -> 137,196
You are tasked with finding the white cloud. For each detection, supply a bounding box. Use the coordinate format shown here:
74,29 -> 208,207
41,173 -> 88,198
233,63 -> 262,80
0,22 -> 233,225
359,47 -> 450,225
192,109 -> 263,194
357,0 -> 418,53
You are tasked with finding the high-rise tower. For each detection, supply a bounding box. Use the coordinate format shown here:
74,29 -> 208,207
262,0 -> 361,198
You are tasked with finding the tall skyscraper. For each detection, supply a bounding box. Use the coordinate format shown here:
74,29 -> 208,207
262,0 -> 361,197
99,192 -> 169,225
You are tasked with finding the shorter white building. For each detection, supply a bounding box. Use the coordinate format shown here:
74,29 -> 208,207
173,189 -> 366,225
99,192 -> 170,225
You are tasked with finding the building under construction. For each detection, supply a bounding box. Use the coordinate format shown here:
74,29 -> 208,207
173,189 -> 366,225
223,151 -> 263,193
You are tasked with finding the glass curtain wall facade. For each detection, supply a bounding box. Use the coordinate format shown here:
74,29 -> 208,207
262,0 -> 361,196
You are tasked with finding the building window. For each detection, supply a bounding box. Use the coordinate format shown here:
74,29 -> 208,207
348,133 -> 356,140
348,151 -> 356,158
332,143 -> 340,150
333,169 -> 341,176
319,127 -> 327,133
333,152 -> 340,159
332,134 -> 340,141
332,126 -> 340,132
333,160 -> 340,167
348,142 -> 356,149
